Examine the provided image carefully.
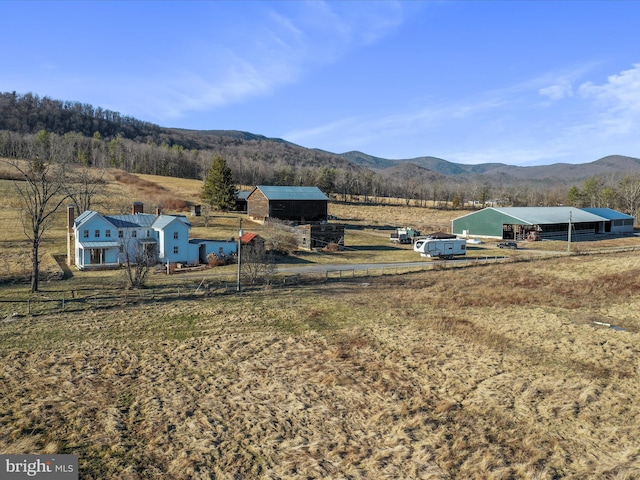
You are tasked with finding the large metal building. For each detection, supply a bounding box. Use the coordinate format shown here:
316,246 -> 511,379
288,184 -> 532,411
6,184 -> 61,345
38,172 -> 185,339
452,207 -> 635,240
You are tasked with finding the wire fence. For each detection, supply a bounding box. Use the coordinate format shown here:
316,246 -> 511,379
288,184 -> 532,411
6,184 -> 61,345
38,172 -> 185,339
0,255 -> 513,317
2,246 -> 638,318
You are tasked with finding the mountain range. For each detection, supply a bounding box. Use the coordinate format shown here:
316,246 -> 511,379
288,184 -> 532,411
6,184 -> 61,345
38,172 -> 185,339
1,92 -> 639,187
339,150 -> 640,185
181,129 -> 640,185
179,129 -> 640,185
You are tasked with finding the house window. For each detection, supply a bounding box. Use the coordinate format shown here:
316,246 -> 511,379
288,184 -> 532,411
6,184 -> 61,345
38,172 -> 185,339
118,230 -> 123,238
173,231 -> 179,240
106,230 -> 111,238
147,230 -> 151,238
95,229 -> 100,238
83,230 -> 89,238
173,246 -> 179,255
132,230 -> 137,238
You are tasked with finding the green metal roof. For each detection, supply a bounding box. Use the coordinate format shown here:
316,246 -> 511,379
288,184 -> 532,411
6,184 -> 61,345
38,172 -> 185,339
254,185 -> 329,201
581,208 -> 635,220
451,206 -> 632,238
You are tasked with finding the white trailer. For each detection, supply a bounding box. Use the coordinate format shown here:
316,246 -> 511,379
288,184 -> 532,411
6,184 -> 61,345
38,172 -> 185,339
413,238 -> 466,259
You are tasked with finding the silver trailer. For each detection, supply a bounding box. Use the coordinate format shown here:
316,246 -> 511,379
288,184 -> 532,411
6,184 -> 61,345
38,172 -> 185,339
413,238 -> 466,260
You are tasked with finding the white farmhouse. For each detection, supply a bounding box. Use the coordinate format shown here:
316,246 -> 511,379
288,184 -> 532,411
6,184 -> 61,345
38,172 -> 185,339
67,203 -> 237,270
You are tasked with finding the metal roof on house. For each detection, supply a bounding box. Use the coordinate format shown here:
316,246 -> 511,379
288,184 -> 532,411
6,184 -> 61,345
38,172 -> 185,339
235,190 -> 250,200
75,209 -> 192,234
152,214 -> 190,230
77,240 -> 120,249
490,207 -> 608,225
74,210 -> 99,226
581,208 -> 635,220
253,185 -> 329,201
105,213 -> 159,228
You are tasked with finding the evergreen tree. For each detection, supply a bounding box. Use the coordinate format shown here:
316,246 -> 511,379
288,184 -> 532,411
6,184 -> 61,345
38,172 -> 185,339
202,155 -> 236,211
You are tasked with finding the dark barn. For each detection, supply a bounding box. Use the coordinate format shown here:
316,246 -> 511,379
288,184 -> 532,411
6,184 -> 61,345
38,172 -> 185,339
234,190 -> 249,212
247,186 -> 329,223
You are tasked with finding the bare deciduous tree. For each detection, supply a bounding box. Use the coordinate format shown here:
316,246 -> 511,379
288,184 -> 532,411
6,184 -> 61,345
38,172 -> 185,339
5,158 -> 69,292
262,220 -> 297,254
121,235 -> 155,289
240,241 -> 277,286
64,165 -> 106,213
618,174 -> 640,222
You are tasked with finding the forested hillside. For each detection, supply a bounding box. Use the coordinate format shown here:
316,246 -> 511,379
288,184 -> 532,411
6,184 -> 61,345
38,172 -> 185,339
0,92 -> 365,192
2,91 -> 640,214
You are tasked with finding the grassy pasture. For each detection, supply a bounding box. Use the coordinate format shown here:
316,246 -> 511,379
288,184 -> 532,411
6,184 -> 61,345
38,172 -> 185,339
1,256 -> 639,479
1,168 -> 639,478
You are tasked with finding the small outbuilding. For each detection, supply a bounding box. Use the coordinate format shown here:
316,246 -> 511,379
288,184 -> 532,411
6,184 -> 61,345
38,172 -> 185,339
296,223 -> 345,250
234,190 -> 250,212
247,185 -> 329,223
452,206 -> 635,241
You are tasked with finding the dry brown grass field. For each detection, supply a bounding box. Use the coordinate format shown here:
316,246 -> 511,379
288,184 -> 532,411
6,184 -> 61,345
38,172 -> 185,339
1,168 -> 639,479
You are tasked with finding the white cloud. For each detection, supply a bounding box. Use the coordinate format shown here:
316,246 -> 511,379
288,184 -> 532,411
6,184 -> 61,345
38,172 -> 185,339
287,62 -> 640,165
534,64 -> 600,102
572,63 -> 640,139
6,2 -> 409,125
140,2 -> 408,121
284,89 -> 513,155
539,80 -> 574,101
579,63 -> 640,112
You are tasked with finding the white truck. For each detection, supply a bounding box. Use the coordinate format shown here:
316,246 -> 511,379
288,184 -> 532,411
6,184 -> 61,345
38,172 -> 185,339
413,238 -> 466,260
390,227 -> 420,244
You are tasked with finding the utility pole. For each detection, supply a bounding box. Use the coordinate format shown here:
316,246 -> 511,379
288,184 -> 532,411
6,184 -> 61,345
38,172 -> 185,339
567,210 -> 572,253
236,218 -> 244,292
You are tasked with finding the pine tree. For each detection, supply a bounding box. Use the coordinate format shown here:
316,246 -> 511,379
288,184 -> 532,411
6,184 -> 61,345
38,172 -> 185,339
202,155 -> 236,211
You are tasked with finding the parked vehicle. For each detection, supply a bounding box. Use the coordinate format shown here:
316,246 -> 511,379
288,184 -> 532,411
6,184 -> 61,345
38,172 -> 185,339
413,238 -> 467,259
497,241 -> 518,249
390,227 -> 421,244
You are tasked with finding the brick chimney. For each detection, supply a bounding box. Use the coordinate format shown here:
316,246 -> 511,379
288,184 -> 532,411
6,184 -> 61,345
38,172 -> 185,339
132,202 -> 144,214
66,204 -> 75,266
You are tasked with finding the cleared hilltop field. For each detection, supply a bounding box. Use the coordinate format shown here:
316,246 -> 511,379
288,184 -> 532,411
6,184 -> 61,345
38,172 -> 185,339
0,169 -> 639,478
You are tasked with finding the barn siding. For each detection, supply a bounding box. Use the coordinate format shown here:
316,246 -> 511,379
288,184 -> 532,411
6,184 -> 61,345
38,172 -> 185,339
247,190 -> 269,221
247,187 -> 328,222
452,209 -> 524,237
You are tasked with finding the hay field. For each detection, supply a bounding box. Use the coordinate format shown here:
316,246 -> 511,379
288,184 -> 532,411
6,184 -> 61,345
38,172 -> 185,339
1,252 -> 639,479
1,168 -> 640,478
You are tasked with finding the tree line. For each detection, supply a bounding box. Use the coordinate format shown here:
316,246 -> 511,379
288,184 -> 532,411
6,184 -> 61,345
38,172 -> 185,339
2,92 -> 640,218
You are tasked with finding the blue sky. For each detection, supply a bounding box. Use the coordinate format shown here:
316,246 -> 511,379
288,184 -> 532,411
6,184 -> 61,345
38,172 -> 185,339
2,1 -> 640,166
